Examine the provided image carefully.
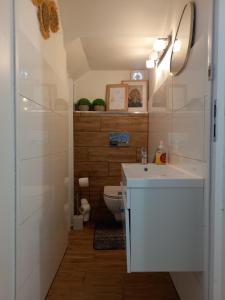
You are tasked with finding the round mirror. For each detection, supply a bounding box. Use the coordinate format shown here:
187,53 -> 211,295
170,2 -> 195,76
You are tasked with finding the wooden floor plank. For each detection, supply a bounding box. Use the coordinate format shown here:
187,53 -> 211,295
47,227 -> 180,300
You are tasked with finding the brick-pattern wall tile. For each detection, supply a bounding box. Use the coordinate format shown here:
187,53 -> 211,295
74,112 -> 149,221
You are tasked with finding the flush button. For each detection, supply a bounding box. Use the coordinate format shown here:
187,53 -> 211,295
109,132 -> 130,147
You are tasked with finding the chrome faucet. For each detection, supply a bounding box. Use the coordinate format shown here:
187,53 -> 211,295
141,147 -> 147,165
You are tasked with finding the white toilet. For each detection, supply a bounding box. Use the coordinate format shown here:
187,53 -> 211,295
104,186 -> 124,222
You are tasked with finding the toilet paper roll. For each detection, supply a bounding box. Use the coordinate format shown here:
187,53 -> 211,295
80,198 -> 91,214
80,205 -> 90,214
79,177 -> 89,187
80,198 -> 89,205
79,198 -> 91,222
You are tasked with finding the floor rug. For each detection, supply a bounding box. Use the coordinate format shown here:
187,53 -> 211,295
93,221 -> 125,250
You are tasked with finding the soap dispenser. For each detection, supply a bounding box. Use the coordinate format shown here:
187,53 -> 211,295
155,141 -> 167,165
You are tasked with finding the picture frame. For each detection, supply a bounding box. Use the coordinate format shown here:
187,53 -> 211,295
106,84 -> 128,111
122,80 -> 148,112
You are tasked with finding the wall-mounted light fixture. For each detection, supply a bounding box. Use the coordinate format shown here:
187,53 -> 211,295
146,59 -> 155,69
150,51 -> 159,61
153,38 -> 168,52
146,35 -> 172,69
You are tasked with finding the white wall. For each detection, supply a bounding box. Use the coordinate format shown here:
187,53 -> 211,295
0,1 -> 16,300
66,38 -> 90,80
149,1 -> 212,300
74,70 -> 131,102
16,1 -> 70,299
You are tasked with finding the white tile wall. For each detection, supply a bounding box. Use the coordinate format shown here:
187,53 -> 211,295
16,1 -> 69,299
149,0 -> 211,299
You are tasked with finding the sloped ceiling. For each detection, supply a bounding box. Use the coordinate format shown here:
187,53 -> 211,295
81,37 -> 155,70
58,0 -> 173,78
66,38 -> 90,79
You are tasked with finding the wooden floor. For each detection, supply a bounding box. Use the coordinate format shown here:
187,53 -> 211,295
47,227 -> 180,300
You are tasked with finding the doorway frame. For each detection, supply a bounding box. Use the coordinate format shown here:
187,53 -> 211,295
0,0 -> 16,299
209,0 -> 225,299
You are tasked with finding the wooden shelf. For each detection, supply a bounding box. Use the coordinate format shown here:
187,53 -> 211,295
74,111 -> 149,117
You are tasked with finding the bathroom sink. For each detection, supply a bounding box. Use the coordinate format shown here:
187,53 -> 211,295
122,163 -> 203,188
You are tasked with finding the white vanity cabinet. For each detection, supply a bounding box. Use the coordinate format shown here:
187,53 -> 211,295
121,163 -> 204,273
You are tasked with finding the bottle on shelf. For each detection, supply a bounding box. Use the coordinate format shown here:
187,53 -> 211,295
155,141 -> 167,165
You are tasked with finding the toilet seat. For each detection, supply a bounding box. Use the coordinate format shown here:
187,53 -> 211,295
103,186 -> 124,222
104,186 -> 122,200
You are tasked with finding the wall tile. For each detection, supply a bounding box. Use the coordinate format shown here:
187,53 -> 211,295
74,162 -> 109,177
18,156 -> 51,224
148,2 -> 211,298
75,132 -> 109,147
90,176 -> 121,188
101,116 -> 148,132
74,113 -> 149,220
74,116 -> 101,132
74,147 -> 89,161
109,162 -> 122,177
17,0 -> 69,299
88,147 -> 137,163
18,97 -> 52,160
171,107 -> 205,161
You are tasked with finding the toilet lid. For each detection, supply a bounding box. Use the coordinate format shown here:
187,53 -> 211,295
104,186 -> 122,199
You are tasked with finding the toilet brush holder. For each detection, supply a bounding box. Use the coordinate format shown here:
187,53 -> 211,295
73,214 -> 83,230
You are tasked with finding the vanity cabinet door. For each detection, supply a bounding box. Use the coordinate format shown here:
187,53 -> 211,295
129,187 -> 204,272
121,185 -> 131,272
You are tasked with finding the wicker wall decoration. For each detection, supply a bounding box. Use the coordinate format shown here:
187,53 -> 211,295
48,1 -> 60,33
38,1 -> 50,39
32,0 -> 60,39
32,0 -> 43,6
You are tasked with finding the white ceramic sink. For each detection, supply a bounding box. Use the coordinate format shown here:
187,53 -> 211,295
122,163 -> 203,188
122,163 -> 204,273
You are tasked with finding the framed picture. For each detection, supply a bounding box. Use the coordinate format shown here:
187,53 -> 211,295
122,80 -> 148,112
106,84 -> 128,111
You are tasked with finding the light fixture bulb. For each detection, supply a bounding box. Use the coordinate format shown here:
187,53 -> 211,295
22,97 -> 28,103
150,51 -> 159,61
153,39 -> 167,52
146,59 -> 155,69
173,40 -> 181,53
